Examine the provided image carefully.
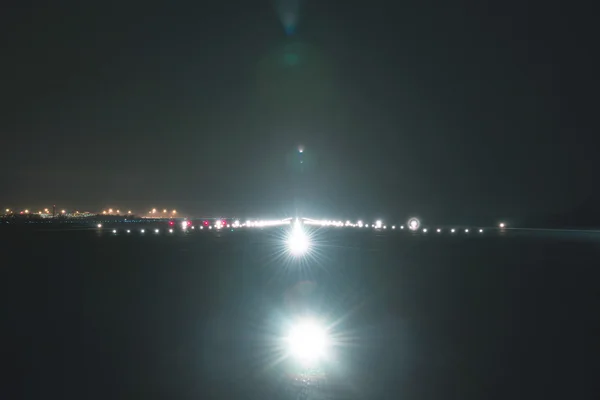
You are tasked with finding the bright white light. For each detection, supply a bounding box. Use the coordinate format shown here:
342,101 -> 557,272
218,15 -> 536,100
392,225 -> 396,229
155,229 -> 159,234
408,218 -> 420,231
286,319 -> 328,363
365,224 -> 369,228
423,228 -> 427,233
226,224 -> 230,228
357,220 -> 363,227
169,229 -> 173,233
451,229 -> 455,233
191,226 -> 195,229
126,230 -> 131,233
465,229 -> 469,233
97,224 -> 102,228
112,229 -> 117,234
479,229 -> 483,233
288,225 -> 310,256
499,223 -> 505,228
383,225 -> 387,229
209,226 -> 212,230
200,226 -> 203,230
400,225 -> 404,229
375,220 -> 382,228
141,229 -> 145,233
437,228 -> 441,233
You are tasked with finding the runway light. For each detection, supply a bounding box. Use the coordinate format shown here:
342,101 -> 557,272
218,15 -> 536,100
423,228 -> 427,233
465,229 -> 469,233
286,319 -> 328,364
408,218 -> 420,231
499,223 -> 505,228
97,224 -> 102,228
126,230 -> 131,233
141,229 -> 145,233
200,226 -> 203,230
451,229 -> 455,233
112,229 -> 117,234
169,229 -> 173,233
375,220 -> 382,228
400,225 -> 404,229
155,229 -> 159,234
383,225 -> 387,229
191,226 -> 195,229
392,225 -> 396,229
479,229 -> 483,233
437,228 -> 441,233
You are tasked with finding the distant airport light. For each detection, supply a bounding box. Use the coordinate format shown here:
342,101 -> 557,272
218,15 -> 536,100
112,229 -> 117,234
116,210 -> 120,214
200,226 -> 204,230
141,229 -> 145,233
172,210 -> 177,214
109,209 -> 113,213
24,209 -> 29,214
181,221 -> 188,230
392,225 -> 396,229
97,224 -> 102,228
423,228 -> 427,233
437,228 -> 441,233
465,229 -> 469,233
128,210 -> 132,214
451,228 -> 455,233
375,220 -> 382,228
408,218 -> 420,231
383,226 -> 387,229
365,224 -> 369,228
163,209 -> 167,213
152,209 -> 156,214
479,229 -> 483,233
499,223 -> 505,228
126,230 -> 131,233
209,226 -> 212,230
191,226 -> 195,229
400,225 -> 404,229
169,229 -> 173,233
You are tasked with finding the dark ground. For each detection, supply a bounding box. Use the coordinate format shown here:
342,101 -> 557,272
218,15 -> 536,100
1,227 -> 599,399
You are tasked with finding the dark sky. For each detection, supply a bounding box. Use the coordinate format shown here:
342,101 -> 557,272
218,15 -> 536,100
1,1 -> 597,221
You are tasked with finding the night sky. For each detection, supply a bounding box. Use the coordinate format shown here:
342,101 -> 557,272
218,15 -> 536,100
1,1 -> 597,221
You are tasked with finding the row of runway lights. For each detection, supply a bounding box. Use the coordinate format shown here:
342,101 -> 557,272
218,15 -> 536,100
97,225 -> 487,235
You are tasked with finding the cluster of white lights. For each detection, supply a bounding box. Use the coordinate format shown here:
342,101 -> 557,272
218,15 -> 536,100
244,219 -> 291,228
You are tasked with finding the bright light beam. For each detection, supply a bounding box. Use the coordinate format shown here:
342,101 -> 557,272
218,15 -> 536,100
286,318 -> 329,364
287,220 -> 310,256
